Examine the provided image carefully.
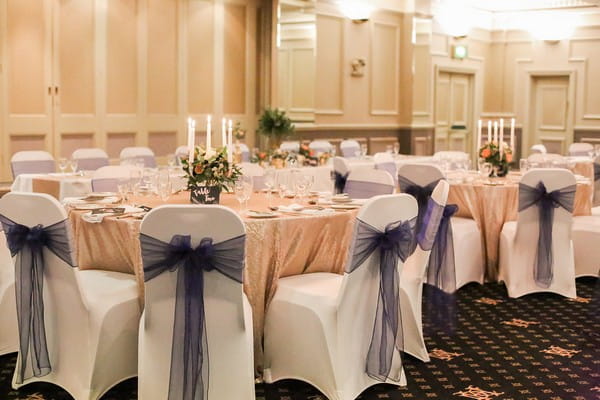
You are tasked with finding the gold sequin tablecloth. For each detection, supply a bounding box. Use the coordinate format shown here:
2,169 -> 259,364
68,191 -> 356,369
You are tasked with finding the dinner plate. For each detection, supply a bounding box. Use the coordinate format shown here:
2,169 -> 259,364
330,204 -> 361,210
86,192 -> 118,198
331,197 -> 353,204
246,210 -> 279,219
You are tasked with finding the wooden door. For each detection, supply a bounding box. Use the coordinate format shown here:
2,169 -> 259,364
530,75 -> 571,154
434,71 -> 472,153
1,0 -> 54,180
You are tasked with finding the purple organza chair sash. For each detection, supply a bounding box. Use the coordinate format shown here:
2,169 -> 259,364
518,181 -> 576,287
341,145 -> 360,158
11,160 -> 56,178
0,214 -> 74,384
398,175 -> 442,234
241,150 -> 250,162
91,178 -> 119,192
376,162 -> 398,185
346,217 -> 417,382
332,171 -> 348,194
76,157 -> 109,171
594,162 -> 600,183
141,233 -> 246,400
344,180 -> 394,199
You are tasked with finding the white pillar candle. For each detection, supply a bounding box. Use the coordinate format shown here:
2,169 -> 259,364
206,115 -> 212,150
510,118 -> 515,150
227,119 -> 233,163
499,118 -> 504,157
487,120 -> 492,144
221,117 -> 227,147
188,118 -> 195,171
477,119 -> 482,150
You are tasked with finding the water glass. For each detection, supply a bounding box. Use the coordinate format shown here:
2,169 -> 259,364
166,153 -> 177,167
393,143 -> 400,155
117,178 -> 129,203
478,161 -> 492,181
68,159 -> 78,173
130,170 -> 142,196
264,168 -> 276,205
360,144 -> 368,157
519,159 -> 528,172
58,158 -> 69,174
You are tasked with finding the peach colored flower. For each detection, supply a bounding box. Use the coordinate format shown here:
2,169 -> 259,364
481,148 -> 491,158
194,164 -> 203,174
506,153 -> 513,163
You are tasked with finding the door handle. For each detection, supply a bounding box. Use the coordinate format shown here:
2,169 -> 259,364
48,87 -> 52,95
55,87 -> 59,95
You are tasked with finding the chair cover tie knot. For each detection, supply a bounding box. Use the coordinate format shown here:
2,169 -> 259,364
398,176 -> 441,233
0,214 -> 74,384
332,171 -> 349,194
141,232 -> 246,400
347,217 -> 417,382
518,181 -> 575,288
594,162 -> 600,182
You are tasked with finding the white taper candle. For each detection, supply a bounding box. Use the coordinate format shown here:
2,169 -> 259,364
227,120 -> 233,163
510,118 -> 515,151
206,115 -> 212,150
487,120 -> 492,143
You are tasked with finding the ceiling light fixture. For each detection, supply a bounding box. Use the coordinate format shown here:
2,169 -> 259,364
338,0 -> 373,23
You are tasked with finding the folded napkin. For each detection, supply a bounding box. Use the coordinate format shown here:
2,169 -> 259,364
278,203 -> 304,212
64,196 -> 120,205
81,206 -> 144,223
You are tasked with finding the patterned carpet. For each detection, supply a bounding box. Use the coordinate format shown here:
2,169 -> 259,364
0,278 -> 598,400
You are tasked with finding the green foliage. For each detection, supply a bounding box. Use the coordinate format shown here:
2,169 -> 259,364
257,107 -> 295,138
181,146 -> 242,191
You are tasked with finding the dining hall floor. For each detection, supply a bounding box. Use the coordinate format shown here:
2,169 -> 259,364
0,278 -> 597,400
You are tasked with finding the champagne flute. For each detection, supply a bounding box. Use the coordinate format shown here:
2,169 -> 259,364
58,158 -> 68,174
264,167 -> 276,206
68,159 -> 78,174
242,176 -> 253,210
393,142 -> 400,155
117,178 -> 129,203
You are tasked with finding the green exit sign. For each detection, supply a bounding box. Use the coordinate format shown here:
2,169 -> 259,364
453,44 -> 468,59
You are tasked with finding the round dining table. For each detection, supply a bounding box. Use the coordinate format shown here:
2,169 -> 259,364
447,173 -> 593,281
68,191 -> 358,370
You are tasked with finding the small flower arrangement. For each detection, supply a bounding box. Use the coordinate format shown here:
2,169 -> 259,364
258,107 -> 295,148
233,122 -> 246,141
181,146 -> 242,192
251,149 -> 269,164
478,142 -> 513,177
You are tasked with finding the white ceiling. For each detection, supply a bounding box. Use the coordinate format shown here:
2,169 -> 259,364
468,0 -> 599,12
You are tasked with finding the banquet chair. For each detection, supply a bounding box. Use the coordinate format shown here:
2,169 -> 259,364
280,141 -> 300,153
71,148 -> 109,171
138,205 -> 255,400
91,165 -> 135,192
593,156 -> 600,209
529,144 -> 547,154
373,152 -> 398,187
340,139 -> 361,158
238,143 -> 251,162
571,215 -> 600,277
10,151 -> 56,178
400,180 -> 450,362
120,146 -> 157,168
264,194 -> 418,400
344,169 -> 394,199
568,142 -> 594,157
498,169 -> 577,298
174,145 -> 189,165
0,192 -> 140,400
332,157 -> 351,194
398,164 -> 484,289
309,140 -> 333,155
239,162 -> 266,191
0,229 -> 17,356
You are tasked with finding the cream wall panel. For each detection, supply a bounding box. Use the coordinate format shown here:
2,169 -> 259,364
60,133 -> 94,157
10,134 -> 47,154
484,42 -> 502,113
315,14 -> 344,114
148,131 -> 177,156
187,0 -> 214,114
107,0 -> 138,114
7,0 -> 47,114
106,132 -> 136,158
147,0 -> 178,114
570,39 -> 600,121
290,48 -> 315,110
412,44 -> 431,116
277,48 -> 290,109
58,0 -> 95,114
370,22 -> 399,115
502,42 -> 532,113
223,4 -> 246,114
431,33 -> 448,56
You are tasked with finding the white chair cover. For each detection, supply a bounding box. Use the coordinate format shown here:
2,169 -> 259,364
238,143 -> 251,162
568,142 -> 593,157
499,169 -> 577,298
0,229 -> 17,356
397,163 -> 484,290
571,216 -> 600,278
10,151 -> 55,178
280,141 -> 300,153
332,157 -> 351,194
264,194 -> 418,400
120,147 -> 157,168
239,162 -> 266,191
91,165 -> 136,192
138,205 -> 255,400
71,148 -> 109,171
530,144 -> 547,154
0,192 -> 140,400
340,139 -> 361,158
374,152 -> 398,186
400,180 -> 449,362
527,153 -> 567,168
344,169 -> 395,199
309,140 -> 333,155
593,156 -> 600,208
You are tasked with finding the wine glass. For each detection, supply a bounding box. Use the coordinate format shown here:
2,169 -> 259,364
478,162 -> 492,182
519,159 -> 528,173
242,176 -> 253,208
235,176 -> 253,213
277,174 -> 289,203
393,142 -> 400,155
264,168 -> 276,206
166,153 -> 177,167
58,158 -> 69,174
68,159 -> 78,174
157,181 -> 172,202
360,144 -> 368,157
130,169 -> 142,197
117,178 -> 129,203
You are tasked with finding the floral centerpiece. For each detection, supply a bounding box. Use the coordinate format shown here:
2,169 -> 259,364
269,148 -> 288,169
181,146 -> 242,204
478,141 -> 513,177
257,107 -> 295,149
251,148 -> 269,165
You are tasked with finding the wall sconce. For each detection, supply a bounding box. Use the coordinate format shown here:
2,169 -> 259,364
338,0 -> 372,23
351,58 -> 366,77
